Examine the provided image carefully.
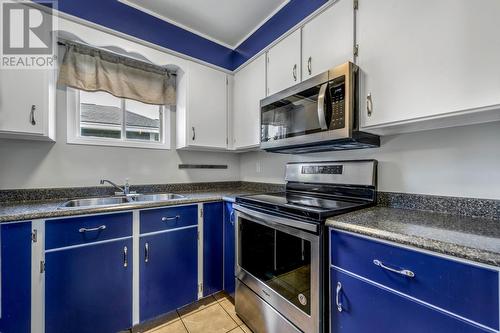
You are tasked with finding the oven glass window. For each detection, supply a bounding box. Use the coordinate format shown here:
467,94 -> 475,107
239,218 -> 311,315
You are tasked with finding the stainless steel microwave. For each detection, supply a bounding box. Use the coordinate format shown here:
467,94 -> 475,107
260,62 -> 379,154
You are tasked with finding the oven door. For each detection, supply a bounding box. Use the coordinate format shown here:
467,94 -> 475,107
234,205 -> 320,333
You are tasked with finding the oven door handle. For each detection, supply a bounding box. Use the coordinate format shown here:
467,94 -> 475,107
317,82 -> 331,130
233,204 -> 318,234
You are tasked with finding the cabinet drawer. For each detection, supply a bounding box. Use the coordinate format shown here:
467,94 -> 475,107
46,212 -> 132,250
331,230 -> 499,330
140,205 -> 198,234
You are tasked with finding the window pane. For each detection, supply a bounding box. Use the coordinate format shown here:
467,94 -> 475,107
80,91 -> 123,139
125,99 -> 162,142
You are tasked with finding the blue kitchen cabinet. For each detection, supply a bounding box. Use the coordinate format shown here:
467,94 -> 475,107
0,221 -> 31,333
203,201 -> 223,296
45,238 -> 133,333
331,268 -> 489,333
140,211 -> 198,322
223,201 -> 235,297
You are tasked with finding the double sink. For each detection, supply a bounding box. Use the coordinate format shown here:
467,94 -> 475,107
60,193 -> 185,209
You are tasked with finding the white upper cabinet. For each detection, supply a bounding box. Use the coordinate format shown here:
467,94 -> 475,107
302,0 -> 354,78
232,54 -> 266,150
0,68 -> 55,141
266,29 -> 301,96
358,0 -> 500,132
176,61 -> 228,150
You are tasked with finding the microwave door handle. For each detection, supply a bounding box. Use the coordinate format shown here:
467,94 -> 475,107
317,83 -> 329,130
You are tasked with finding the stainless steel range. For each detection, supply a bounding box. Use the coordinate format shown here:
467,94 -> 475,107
233,160 -> 378,333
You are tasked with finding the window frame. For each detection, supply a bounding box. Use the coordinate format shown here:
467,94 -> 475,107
66,88 -> 171,150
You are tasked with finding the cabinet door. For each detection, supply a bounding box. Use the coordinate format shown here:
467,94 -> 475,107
140,227 -> 198,321
188,62 -> 228,149
302,0 -> 354,78
45,239 -> 132,333
223,202 -> 235,297
0,222 -> 31,333
233,54 -> 266,149
331,269 -> 489,333
203,202 -> 223,296
357,0 -> 500,128
0,69 -> 48,135
267,29 -> 301,96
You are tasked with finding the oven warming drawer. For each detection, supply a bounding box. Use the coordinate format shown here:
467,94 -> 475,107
235,280 -> 302,333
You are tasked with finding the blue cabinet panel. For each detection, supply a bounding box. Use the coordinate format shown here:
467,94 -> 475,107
331,230 -> 499,330
46,212 -> 132,249
140,205 -> 198,234
140,227 -> 198,321
223,201 -> 236,297
331,269 -> 490,333
45,239 -> 132,333
203,202 -> 223,296
0,222 -> 31,333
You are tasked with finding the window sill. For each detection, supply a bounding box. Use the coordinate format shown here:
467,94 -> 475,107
67,136 -> 171,150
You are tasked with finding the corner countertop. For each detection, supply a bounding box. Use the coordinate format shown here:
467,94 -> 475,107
326,207 -> 500,267
0,190 -> 258,223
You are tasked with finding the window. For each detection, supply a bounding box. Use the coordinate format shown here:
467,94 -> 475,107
67,89 -> 170,149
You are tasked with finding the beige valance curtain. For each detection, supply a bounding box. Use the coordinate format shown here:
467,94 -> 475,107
58,43 -> 176,106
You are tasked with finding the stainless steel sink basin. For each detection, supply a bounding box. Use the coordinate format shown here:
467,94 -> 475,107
59,193 -> 185,209
132,193 -> 185,202
60,196 -> 131,208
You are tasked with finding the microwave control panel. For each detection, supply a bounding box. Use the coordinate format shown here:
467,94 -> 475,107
329,83 -> 345,130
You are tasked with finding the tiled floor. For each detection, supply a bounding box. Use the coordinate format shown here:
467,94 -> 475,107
143,293 -> 253,333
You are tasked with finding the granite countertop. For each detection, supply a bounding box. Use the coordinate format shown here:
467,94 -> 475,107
0,189 -> 258,223
326,206 -> 500,267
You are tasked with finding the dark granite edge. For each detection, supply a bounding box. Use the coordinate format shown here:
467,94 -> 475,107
378,191 -> 500,220
0,181 -> 285,204
329,220 -> 500,267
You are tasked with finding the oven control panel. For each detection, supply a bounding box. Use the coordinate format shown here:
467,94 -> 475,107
301,165 -> 343,175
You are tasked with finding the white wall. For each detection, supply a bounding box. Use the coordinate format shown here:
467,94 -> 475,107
239,121 -> 500,200
0,85 -> 239,189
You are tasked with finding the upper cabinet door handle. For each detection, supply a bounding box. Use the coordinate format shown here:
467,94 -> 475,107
373,259 -> 415,278
367,93 -> 373,117
292,64 -> 297,81
192,126 -> 196,141
30,105 -> 36,125
307,57 -> 312,75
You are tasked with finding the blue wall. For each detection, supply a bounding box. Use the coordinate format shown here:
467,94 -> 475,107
51,0 -> 328,71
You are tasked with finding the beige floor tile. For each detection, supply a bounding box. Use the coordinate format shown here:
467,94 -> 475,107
141,311 -> 180,333
148,320 -> 188,333
177,295 -> 218,317
228,327 -> 245,333
219,299 -> 243,325
240,323 -> 253,333
181,303 -> 238,333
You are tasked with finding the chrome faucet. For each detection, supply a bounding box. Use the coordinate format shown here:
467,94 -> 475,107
100,178 -> 131,195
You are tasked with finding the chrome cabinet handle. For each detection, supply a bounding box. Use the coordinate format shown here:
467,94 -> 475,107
162,215 -> 180,222
336,282 -> 343,312
79,225 -> 106,233
145,242 -> 149,263
192,126 -> 196,141
229,210 -> 235,226
307,57 -> 312,75
366,93 -> 373,117
30,105 -> 36,125
292,64 -> 297,81
373,259 -> 415,278
123,246 -> 128,268
317,83 -> 330,130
